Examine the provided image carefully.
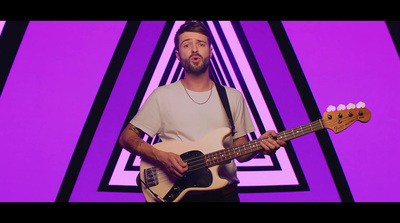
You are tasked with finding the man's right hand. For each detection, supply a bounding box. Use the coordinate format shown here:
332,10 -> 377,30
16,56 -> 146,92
153,150 -> 188,179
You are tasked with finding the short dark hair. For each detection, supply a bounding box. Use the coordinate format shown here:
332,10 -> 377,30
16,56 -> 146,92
174,21 -> 212,51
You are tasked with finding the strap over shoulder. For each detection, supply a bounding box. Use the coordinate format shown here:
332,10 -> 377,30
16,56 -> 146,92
215,83 -> 236,136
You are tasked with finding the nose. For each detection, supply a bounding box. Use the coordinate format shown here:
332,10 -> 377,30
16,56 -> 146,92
192,44 -> 198,53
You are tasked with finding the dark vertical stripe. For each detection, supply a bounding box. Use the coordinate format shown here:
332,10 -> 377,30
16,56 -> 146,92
210,57 -> 227,85
0,21 -> 29,97
209,62 -> 223,85
386,21 -> 400,59
171,64 -> 183,83
98,21 -> 175,193
269,21 -> 354,202
56,21 -> 141,202
202,21 -> 236,88
212,21 -> 266,135
232,21 -> 308,191
159,50 -> 177,86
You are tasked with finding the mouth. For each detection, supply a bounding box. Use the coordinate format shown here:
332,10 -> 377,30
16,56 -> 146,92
190,55 -> 202,63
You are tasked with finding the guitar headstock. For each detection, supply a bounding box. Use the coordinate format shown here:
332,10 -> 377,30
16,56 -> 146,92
322,102 -> 371,133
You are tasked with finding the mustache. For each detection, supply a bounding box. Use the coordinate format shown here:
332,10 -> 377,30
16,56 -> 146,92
189,54 -> 203,60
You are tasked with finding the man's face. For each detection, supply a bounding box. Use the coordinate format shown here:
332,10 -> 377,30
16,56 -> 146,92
175,31 -> 212,75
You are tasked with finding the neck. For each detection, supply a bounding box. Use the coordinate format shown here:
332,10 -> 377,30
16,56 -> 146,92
183,71 -> 213,92
186,119 -> 325,171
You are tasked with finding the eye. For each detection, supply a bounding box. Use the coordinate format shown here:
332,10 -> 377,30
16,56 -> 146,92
182,42 -> 192,49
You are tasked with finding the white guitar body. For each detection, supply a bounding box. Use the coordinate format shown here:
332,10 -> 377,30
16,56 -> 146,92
140,127 -> 231,202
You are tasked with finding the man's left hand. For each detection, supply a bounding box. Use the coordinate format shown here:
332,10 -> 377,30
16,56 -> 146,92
259,130 -> 286,155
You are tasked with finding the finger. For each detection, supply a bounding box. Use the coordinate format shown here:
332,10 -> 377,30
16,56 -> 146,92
260,146 -> 273,155
267,138 -> 281,148
172,158 -> 187,175
175,168 -> 184,178
176,156 -> 188,168
164,165 -> 179,179
265,130 -> 277,137
260,140 -> 274,153
168,162 -> 184,178
171,168 -> 183,179
261,139 -> 281,155
277,139 -> 287,147
261,138 -> 278,150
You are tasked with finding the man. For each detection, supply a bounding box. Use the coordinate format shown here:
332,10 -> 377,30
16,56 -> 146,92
119,21 -> 286,202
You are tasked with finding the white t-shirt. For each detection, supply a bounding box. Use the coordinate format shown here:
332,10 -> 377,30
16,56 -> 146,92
130,80 -> 255,184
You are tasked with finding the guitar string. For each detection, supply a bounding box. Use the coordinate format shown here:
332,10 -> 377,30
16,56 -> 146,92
177,119 -> 325,167
142,116 -> 356,184
153,143 -> 265,183
150,120 -> 348,184
143,117 -> 344,183
148,133 -> 281,182
151,135 -> 277,182
150,118 -> 329,183
149,139 -> 268,183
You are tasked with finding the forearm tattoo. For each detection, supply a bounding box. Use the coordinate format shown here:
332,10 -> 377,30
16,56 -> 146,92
129,137 -> 144,153
128,125 -> 145,153
128,125 -> 144,136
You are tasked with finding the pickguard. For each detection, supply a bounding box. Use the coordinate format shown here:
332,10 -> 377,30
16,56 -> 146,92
164,150 -> 213,202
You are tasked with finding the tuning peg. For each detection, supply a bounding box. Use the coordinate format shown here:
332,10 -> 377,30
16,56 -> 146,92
337,104 -> 346,111
356,101 -> 366,108
326,105 -> 336,112
347,103 -> 355,109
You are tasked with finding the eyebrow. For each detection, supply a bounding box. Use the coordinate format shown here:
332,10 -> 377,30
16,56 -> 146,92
181,39 -> 207,45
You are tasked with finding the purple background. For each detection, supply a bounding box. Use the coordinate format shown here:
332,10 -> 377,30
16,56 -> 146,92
69,21 -> 165,202
239,21 -> 340,201
0,21 -> 398,202
0,21 -> 126,201
283,21 -> 400,202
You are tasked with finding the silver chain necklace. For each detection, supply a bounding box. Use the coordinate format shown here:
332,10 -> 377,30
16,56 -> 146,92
182,80 -> 213,105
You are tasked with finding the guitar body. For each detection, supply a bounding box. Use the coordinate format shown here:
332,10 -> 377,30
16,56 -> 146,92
139,127 -> 231,202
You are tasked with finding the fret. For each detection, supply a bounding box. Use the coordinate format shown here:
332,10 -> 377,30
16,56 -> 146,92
233,146 -> 239,157
204,118 -> 326,168
217,150 -> 222,163
294,127 -> 301,138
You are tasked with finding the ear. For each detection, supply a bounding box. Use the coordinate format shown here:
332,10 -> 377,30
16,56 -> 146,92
175,49 -> 181,61
209,46 -> 213,58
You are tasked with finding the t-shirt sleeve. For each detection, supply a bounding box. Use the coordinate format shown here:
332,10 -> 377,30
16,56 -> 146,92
129,89 -> 161,138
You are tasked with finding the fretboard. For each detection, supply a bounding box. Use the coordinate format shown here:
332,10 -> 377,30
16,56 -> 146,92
203,119 -> 324,168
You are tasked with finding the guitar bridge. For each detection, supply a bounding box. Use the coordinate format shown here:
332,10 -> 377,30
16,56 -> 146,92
144,167 -> 159,187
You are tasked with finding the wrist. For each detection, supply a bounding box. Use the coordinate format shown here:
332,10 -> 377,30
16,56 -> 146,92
151,148 -> 162,163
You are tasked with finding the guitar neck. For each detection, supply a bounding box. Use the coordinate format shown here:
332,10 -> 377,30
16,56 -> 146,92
204,119 -> 325,168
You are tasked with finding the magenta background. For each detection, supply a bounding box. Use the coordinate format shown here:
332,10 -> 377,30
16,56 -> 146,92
69,21 -> 166,202
0,21 -> 126,201
238,21 -> 340,202
283,21 -> 400,201
0,21 -> 399,202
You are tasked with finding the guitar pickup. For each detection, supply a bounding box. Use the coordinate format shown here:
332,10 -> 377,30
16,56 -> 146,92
144,167 -> 159,187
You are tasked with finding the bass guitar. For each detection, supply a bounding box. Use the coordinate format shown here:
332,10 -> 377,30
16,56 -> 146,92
139,102 -> 371,202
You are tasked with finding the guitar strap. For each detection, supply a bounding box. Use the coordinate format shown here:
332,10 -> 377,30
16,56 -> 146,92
215,83 -> 236,137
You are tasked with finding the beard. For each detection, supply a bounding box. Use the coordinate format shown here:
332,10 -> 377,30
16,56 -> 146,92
181,54 -> 210,76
